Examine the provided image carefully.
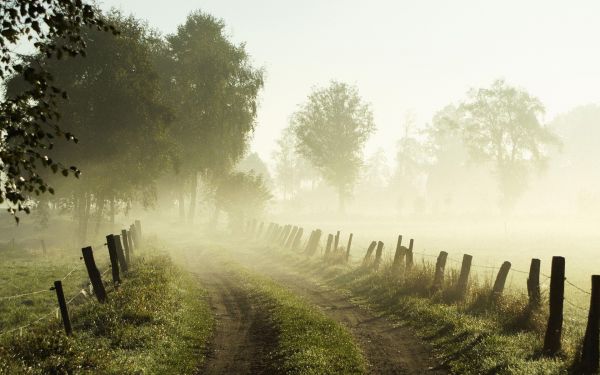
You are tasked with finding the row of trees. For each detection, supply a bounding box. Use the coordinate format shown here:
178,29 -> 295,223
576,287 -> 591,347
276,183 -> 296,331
4,8 -> 269,242
273,79 -> 560,216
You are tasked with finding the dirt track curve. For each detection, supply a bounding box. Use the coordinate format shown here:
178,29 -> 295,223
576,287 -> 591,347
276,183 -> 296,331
182,244 -> 445,375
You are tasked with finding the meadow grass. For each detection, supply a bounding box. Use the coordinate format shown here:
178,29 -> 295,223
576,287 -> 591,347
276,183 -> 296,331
0,249 -> 212,374
266,245 -> 587,374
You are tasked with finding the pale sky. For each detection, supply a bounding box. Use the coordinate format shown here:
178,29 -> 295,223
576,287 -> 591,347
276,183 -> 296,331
99,0 -> 600,167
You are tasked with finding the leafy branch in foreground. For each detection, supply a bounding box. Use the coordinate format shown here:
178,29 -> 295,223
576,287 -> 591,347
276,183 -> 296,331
0,0 -> 116,220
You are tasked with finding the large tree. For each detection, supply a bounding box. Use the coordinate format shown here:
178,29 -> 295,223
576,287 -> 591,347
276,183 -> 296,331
165,11 -> 264,223
0,0 -> 115,220
458,79 -> 560,209
292,81 -> 375,213
7,12 -> 172,243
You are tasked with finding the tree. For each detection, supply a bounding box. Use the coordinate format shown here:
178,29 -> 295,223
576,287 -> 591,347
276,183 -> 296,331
165,11 -> 264,223
0,0 -> 116,220
272,126 -> 300,200
237,152 -> 271,184
391,113 -> 429,214
458,79 -> 560,209
292,81 -> 375,212
7,12 -> 172,244
215,171 -> 271,232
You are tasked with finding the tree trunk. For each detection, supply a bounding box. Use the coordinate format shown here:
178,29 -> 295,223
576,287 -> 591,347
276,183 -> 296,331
94,196 -> 105,236
188,171 -> 198,224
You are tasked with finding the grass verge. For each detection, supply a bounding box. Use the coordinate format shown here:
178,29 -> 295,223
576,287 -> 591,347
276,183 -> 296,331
263,246 -> 577,374
0,252 -> 212,374
226,260 -> 366,375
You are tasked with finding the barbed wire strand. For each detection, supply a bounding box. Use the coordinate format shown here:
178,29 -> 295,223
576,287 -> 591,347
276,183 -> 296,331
0,288 -> 51,301
564,298 -> 588,312
566,279 -> 591,295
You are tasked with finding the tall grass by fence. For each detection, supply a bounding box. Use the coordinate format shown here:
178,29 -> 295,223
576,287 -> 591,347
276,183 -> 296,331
248,218 -> 600,373
0,220 -> 143,338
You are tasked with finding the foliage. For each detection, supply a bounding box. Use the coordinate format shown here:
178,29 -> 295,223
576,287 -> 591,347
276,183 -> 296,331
292,81 -> 375,212
215,171 -> 271,230
7,12 -> 173,243
0,0 -> 117,220
457,80 -> 560,209
166,11 -> 263,180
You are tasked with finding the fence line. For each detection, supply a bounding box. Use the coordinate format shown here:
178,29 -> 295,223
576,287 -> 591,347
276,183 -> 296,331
0,220 -> 142,339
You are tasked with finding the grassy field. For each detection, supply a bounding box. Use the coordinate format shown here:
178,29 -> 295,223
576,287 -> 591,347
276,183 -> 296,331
261,240 -> 590,374
0,245 -> 213,374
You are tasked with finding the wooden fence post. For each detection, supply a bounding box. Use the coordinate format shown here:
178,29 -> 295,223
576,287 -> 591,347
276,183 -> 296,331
457,254 -> 472,298
135,220 -> 142,242
127,230 -> 135,257
527,258 -> 541,306
392,235 -> 404,271
53,280 -> 72,336
285,226 -> 299,248
373,241 -> 384,271
334,231 -> 340,253
345,233 -> 354,262
291,228 -> 303,250
362,241 -> 377,266
432,251 -> 448,291
306,230 -> 322,256
106,234 -> 121,285
278,225 -> 291,245
581,275 -> 600,374
121,230 -> 131,265
405,239 -> 414,270
543,256 -> 565,356
81,246 -> 107,303
114,235 -> 128,273
491,261 -> 512,300
324,234 -> 334,258
129,224 -> 138,249
41,239 -> 47,256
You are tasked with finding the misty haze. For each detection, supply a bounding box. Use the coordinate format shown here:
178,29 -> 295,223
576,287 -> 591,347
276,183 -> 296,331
1,1 -> 599,374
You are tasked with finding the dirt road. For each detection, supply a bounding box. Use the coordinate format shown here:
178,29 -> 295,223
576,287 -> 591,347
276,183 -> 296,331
181,244 -> 444,374
242,252 -> 446,375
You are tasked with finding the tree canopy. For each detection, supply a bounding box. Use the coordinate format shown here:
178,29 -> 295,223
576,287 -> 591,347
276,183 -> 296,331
292,81 -> 375,212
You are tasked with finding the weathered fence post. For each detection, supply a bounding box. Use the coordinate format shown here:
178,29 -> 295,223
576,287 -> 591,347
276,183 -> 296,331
135,220 -> 142,242
114,235 -> 128,273
285,226 -> 299,248
581,275 -> 600,374
129,224 -> 138,249
491,261 -> 512,300
106,234 -> 121,285
543,256 -> 565,356
392,235 -> 404,271
279,225 -> 291,245
121,230 -> 131,265
432,251 -> 448,291
53,280 -> 72,336
345,233 -> 354,262
527,258 -> 541,306
457,254 -> 472,298
41,239 -> 47,256
362,241 -> 377,266
405,239 -> 414,270
264,223 -> 273,240
291,228 -> 303,250
306,229 -> 322,256
334,231 -> 340,253
373,241 -> 384,271
127,230 -> 135,254
81,246 -> 107,303
324,234 -> 334,258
